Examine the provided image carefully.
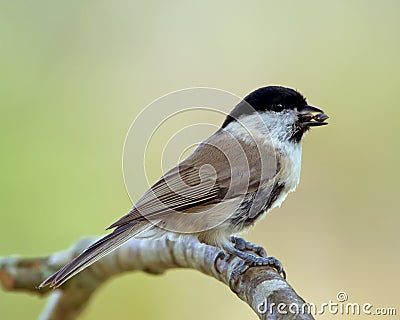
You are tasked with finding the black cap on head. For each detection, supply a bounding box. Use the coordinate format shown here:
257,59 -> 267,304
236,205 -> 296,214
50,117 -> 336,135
243,86 -> 307,111
222,86 -> 308,128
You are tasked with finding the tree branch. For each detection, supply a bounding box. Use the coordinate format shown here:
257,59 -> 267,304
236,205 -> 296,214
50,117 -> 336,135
0,236 -> 314,320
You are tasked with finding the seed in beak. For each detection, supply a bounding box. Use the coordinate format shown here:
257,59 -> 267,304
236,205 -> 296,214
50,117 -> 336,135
313,113 -> 329,122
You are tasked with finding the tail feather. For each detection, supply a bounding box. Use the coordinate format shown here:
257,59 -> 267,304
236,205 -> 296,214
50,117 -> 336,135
39,222 -> 148,288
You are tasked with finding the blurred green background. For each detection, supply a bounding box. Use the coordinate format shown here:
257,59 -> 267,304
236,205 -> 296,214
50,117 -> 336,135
1,1 -> 399,319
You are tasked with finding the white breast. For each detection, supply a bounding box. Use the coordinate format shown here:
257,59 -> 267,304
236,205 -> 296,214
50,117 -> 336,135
272,142 -> 302,209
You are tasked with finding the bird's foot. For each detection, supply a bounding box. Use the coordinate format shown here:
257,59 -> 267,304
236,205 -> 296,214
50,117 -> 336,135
227,237 -> 286,289
230,235 -> 267,257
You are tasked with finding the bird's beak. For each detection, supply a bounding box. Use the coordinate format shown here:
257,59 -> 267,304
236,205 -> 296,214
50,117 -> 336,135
298,105 -> 329,128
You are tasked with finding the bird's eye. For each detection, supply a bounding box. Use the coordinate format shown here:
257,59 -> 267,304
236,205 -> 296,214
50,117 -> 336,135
273,104 -> 284,112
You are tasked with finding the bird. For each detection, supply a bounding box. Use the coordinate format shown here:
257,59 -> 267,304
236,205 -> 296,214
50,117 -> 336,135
39,85 -> 328,288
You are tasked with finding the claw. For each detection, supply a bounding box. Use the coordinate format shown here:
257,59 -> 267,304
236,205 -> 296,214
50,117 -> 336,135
229,260 -> 249,290
214,250 -> 227,274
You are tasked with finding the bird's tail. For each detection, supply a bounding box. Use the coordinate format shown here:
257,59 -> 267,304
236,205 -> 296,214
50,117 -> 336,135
39,222 -> 149,288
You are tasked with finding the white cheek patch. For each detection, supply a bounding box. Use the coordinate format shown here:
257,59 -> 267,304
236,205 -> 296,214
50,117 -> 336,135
226,110 -> 297,144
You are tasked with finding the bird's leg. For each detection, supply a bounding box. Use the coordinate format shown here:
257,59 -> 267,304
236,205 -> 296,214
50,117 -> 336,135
227,236 -> 286,289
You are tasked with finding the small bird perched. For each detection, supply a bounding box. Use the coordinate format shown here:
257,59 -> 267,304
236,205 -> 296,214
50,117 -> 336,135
40,86 -> 328,288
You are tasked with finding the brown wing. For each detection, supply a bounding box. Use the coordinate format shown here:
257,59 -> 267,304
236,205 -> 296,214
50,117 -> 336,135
108,129 -> 280,229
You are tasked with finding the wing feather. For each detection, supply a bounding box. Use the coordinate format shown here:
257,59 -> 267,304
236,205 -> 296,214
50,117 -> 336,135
108,129 -> 280,229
